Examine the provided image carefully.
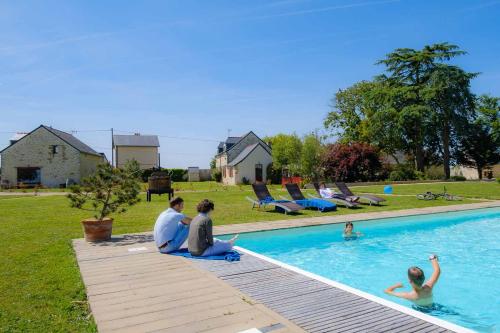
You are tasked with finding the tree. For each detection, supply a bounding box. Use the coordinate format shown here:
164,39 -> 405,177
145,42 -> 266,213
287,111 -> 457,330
324,81 -> 375,143
300,133 -> 323,180
67,161 -> 141,220
325,43 -> 476,175
423,65 -> 477,178
477,94 -> 500,142
266,133 -> 302,175
321,142 -> 382,182
375,43 -> 466,172
457,95 -> 500,179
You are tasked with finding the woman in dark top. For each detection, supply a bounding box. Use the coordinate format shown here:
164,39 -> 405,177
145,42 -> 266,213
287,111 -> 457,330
187,199 -> 238,256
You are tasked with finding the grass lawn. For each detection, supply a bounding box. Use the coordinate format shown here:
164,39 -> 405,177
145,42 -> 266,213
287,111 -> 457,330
0,182 -> 497,332
352,180 -> 500,200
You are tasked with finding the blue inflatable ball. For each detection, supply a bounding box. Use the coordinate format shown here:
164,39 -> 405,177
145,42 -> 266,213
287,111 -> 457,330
383,185 -> 393,194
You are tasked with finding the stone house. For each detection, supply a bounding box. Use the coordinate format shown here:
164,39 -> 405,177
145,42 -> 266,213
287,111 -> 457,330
0,125 -> 105,188
113,134 -> 160,170
215,131 -> 272,185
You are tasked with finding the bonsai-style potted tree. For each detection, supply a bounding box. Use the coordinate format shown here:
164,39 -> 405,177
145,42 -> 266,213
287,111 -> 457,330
68,160 -> 141,242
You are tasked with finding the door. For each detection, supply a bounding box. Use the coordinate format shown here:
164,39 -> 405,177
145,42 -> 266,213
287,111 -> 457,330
255,163 -> 263,182
17,167 -> 41,186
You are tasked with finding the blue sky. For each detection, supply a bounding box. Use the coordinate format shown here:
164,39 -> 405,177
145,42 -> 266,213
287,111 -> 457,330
1,0 -> 499,168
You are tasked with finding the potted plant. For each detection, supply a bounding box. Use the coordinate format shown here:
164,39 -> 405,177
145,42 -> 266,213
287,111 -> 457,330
68,161 -> 141,242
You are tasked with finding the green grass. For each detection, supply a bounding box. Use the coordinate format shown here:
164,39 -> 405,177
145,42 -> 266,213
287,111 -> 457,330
0,182 -> 497,332
352,181 -> 500,200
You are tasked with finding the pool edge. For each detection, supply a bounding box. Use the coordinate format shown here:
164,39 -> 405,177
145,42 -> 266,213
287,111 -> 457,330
214,201 -> 500,236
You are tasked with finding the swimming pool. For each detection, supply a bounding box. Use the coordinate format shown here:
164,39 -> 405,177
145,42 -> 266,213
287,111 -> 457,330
225,207 -> 500,332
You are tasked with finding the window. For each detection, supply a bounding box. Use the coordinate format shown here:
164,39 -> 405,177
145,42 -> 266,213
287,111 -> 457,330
51,145 -> 60,154
228,166 -> 233,177
222,167 -> 226,178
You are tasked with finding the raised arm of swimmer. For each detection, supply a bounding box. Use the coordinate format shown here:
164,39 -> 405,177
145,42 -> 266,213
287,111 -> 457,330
424,254 -> 441,288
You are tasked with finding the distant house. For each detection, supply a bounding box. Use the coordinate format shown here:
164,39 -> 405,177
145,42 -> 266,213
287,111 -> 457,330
113,134 -> 160,170
0,125 -> 105,188
215,131 -> 272,185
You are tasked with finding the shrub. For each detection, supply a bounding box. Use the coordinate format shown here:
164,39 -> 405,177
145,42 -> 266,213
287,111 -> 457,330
168,169 -> 188,182
67,161 -> 141,220
321,142 -> 382,182
266,163 -> 282,184
241,177 -> 250,185
211,169 -> 222,182
141,168 -> 187,182
451,175 -> 466,181
425,165 -> 445,180
388,164 -> 417,181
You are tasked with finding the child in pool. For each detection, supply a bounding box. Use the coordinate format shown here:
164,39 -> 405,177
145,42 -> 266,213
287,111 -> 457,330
343,222 -> 363,239
384,254 -> 441,307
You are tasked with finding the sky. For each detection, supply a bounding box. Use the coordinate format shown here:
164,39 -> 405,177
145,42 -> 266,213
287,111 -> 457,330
0,0 -> 499,168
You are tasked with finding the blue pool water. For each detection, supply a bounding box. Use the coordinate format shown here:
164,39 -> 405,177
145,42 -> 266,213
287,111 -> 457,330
224,208 -> 500,332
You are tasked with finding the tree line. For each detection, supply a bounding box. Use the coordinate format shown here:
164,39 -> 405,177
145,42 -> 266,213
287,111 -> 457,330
324,42 -> 499,180
267,43 -> 499,182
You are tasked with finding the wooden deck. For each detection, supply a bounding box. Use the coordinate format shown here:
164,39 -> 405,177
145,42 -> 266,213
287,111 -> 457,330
73,204 -> 497,333
73,236 -> 304,333
74,238 -> 463,333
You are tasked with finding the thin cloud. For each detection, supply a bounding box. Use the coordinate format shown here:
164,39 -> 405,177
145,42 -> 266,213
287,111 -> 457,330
0,31 -> 123,53
0,21 -> 190,54
247,0 -> 400,20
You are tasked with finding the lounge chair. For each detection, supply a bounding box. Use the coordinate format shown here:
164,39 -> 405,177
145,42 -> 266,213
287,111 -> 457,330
247,183 -> 304,214
310,182 -> 360,208
335,182 -> 386,206
283,183 -> 336,212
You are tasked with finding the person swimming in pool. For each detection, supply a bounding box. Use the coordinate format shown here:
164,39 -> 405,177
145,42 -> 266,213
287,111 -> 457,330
384,254 -> 441,307
343,222 -> 363,240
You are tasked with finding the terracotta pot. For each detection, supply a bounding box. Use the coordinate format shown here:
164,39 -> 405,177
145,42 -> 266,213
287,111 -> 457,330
81,218 -> 113,242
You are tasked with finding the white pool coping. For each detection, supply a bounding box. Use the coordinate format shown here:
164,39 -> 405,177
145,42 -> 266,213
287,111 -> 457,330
234,246 -> 476,333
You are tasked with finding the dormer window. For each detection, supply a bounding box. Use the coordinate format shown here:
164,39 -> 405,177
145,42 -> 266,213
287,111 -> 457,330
51,145 -> 60,154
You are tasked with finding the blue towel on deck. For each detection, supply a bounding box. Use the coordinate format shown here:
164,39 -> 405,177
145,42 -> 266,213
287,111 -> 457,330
168,248 -> 241,262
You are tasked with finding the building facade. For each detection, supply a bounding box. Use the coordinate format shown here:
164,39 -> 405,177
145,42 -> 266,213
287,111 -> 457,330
0,125 -> 104,188
215,131 -> 272,185
113,134 -> 160,170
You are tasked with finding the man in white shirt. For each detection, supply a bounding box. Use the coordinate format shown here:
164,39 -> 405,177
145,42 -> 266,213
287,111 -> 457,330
319,182 -> 359,202
153,197 -> 192,253
319,182 -> 336,198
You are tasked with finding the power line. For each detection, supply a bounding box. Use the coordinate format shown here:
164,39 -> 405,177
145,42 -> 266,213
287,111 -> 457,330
70,129 -> 111,133
157,134 -> 220,143
1,127 -> 224,143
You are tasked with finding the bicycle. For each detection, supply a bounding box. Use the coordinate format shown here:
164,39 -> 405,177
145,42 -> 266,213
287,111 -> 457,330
416,186 -> 462,201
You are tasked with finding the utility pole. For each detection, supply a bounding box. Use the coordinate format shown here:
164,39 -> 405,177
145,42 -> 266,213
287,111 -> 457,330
111,128 -> 114,167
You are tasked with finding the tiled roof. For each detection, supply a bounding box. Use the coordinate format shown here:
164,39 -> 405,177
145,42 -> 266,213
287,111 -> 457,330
113,135 -> 160,147
228,143 -> 268,166
43,126 -> 101,156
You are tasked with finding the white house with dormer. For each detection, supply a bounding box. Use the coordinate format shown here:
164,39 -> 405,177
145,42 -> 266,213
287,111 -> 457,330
215,131 -> 272,185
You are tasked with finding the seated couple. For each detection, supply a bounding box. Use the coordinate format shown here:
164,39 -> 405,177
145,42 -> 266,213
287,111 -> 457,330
318,182 -> 359,202
153,197 -> 238,256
